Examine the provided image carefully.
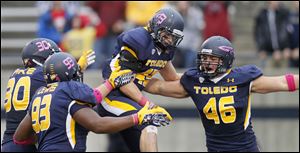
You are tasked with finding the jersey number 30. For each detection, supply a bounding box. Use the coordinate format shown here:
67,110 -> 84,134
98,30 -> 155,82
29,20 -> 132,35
31,94 -> 52,133
203,96 -> 236,124
4,77 -> 31,112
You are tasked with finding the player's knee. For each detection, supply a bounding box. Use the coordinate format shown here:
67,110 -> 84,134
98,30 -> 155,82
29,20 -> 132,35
143,125 -> 158,135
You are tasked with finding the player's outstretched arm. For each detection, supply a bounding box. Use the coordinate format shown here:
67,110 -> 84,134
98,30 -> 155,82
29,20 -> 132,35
72,102 -> 172,133
13,114 -> 36,145
73,107 -> 135,133
159,61 -> 181,81
251,74 -> 299,93
145,78 -> 189,98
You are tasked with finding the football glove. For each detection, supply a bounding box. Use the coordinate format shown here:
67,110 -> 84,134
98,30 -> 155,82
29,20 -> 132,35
108,69 -> 135,88
137,102 -> 173,127
78,49 -> 96,72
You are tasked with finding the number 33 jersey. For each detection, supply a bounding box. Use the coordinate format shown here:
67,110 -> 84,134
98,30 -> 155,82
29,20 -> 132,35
180,65 -> 263,151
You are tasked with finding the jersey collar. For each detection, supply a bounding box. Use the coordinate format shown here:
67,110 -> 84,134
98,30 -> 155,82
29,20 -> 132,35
209,69 -> 232,84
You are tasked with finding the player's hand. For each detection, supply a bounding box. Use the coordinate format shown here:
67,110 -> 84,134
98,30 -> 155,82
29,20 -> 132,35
108,69 -> 135,88
78,49 -> 96,72
148,101 -> 157,109
137,102 -> 173,127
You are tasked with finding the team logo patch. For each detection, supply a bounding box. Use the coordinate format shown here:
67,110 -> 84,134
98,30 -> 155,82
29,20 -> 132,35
156,13 -> 167,25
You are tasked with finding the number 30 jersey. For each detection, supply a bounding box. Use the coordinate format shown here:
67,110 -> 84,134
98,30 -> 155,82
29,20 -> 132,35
180,65 -> 263,151
3,67 -> 46,144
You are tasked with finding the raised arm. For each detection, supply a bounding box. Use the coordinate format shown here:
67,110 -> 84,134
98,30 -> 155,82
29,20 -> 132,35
251,74 -> 299,93
77,49 -> 96,72
145,78 -> 189,98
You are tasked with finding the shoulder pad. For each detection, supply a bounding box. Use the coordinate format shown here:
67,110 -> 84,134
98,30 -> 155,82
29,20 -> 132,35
121,27 -> 153,60
233,65 -> 263,81
184,68 -> 199,77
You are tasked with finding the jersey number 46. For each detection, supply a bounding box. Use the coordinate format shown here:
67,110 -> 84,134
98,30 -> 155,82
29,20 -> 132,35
203,96 -> 236,124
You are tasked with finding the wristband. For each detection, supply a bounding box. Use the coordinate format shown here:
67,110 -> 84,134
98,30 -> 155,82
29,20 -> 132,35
93,89 -> 103,104
104,80 -> 113,91
13,135 -> 35,145
285,74 -> 296,92
138,96 -> 148,106
132,113 -> 139,125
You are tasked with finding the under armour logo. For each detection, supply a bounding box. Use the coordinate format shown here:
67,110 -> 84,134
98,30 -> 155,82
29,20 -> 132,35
199,77 -> 205,83
152,49 -> 156,55
227,78 -> 234,83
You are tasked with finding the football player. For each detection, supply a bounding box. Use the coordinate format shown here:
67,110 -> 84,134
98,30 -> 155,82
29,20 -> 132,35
2,38 -> 94,152
13,52 -> 172,152
99,8 -> 184,151
145,36 -> 299,152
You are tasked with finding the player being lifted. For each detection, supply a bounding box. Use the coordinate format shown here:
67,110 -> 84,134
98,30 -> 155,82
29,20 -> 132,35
1,38 -> 95,152
145,36 -> 299,152
98,8 -> 184,151
13,52 -> 172,152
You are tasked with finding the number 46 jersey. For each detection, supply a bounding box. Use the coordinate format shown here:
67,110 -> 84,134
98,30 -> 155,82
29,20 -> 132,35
180,65 -> 263,151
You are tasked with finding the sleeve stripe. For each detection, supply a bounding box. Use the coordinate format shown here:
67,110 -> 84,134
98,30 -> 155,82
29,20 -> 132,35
244,82 -> 253,130
121,46 -> 138,59
67,101 -> 76,149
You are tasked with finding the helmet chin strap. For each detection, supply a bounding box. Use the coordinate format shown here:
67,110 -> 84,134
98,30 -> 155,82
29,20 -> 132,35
32,59 -> 43,67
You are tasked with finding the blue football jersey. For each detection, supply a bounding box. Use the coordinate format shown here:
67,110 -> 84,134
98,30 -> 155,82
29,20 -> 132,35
28,81 -> 97,151
2,66 -> 46,144
103,27 -> 175,90
180,65 -> 263,151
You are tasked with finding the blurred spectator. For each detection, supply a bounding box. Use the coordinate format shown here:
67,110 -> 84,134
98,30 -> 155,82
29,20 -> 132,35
254,1 -> 291,68
87,1 -> 126,69
36,1 -> 81,17
287,1 -> 299,67
61,13 -> 96,60
37,1 -> 73,47
36,1 -> 53,14
202,1 -> 233,41
126,1 -> 166,27
174,1 -> 204,68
